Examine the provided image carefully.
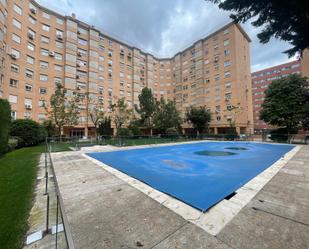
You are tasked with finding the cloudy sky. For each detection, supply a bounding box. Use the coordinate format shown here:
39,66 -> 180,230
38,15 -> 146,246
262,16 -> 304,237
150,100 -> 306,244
37,0 -> 297,72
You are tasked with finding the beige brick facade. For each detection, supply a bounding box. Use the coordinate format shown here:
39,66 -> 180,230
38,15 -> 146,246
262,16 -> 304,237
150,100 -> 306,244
0,0 -> 253,137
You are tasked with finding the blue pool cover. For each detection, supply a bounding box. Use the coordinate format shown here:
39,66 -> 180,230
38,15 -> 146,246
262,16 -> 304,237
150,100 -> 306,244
87,142 -> 293,211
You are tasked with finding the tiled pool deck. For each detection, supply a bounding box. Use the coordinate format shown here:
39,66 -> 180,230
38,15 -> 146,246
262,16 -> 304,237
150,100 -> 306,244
51,142 -> 309,249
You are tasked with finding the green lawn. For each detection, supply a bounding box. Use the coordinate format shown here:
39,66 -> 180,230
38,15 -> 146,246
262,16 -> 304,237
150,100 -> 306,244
0,145 -> 44,249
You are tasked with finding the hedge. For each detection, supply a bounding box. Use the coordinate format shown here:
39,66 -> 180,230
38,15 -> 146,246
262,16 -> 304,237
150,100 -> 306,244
0,99 -> 11,155
10,119 -> 47,147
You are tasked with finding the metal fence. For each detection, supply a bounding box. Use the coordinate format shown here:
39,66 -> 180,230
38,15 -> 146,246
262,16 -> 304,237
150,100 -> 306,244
44,139 -> 75,249
46,132 -> 308,152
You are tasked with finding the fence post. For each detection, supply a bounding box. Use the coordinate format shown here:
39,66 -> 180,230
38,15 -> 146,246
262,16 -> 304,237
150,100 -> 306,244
45,194 -> 50,235
55,195 -> 59,249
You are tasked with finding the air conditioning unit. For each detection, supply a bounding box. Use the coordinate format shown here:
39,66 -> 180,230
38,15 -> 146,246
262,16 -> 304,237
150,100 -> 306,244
49,51 -> 55,57
30,8 -> 36,14
77,52 -> 82,57
76,63 -> 80,67
76,75 -> 80,79
56,34 -> 63,40
99,90 -> 103,94
28,32 -> 34,40
25,104 -> 32,110
10,54 -> 17,60
77,30 -> 81,35
76,86 -> 81,90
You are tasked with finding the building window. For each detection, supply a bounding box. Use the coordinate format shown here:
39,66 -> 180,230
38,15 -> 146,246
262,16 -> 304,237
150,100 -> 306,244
56,41 -> 63,48
108,50 -> 113,57
27,42 -> 35,51
224,71 -> 231,78
11,111 -> 17,120
55,53 -> 62,60
12,33 -> 21,43
41,36 -> 49,44
223,28 -> 229,35
13,18 -> 22,29
224,60 -> 231,67
224,39 -> 230,46
10,78 -> 18,87
214,74 -> 220,81
78,38 -> 88,46
42,24 -> 50,32
28,16 -> 36,25
54,65 -> 62,71
40,74 -> 48,82
11,48 -> 20,59
40,61 -> 49,69
27,56 -> 34,64
42,12 -> 50,19
13,4 -> 22,15
56,18 -> 64,25
9,95 -> 18,104
25,84 -> 33,92
24,112 -> 31,119
41,49 -> 49,56
25,69 -> 34,78
40,88 -> 47,94
224,49 -> 230,56
11,63 -> 19,73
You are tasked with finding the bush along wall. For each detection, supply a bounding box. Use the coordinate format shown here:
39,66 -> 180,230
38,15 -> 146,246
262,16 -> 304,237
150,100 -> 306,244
9,119 -> 47,147
0,99 -> 11,155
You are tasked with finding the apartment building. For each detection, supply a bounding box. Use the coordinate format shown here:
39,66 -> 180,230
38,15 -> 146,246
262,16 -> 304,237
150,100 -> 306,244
0,0 -> 253,137
251,60 -> 304,132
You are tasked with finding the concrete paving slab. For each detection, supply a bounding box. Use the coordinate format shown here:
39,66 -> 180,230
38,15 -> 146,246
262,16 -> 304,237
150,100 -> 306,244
218,207 -> 309,249
52,151 -> 229,249
152,222 -> 231,249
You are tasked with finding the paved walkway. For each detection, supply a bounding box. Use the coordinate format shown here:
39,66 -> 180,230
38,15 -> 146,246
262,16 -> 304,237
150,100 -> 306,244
51,145 -> 309,249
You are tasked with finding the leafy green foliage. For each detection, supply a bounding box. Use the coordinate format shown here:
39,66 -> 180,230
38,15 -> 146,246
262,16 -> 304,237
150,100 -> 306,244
45,84 -> 79,135
9,119 -> 47,147
260,74 -> 309,131
117,127 -> 133,137
209,0 -> 309,56
110,98 -> 132,130
136,88 -> 157,134
88,98 -> 105,138
42,119 -> 56,137
153,98 -> 182,133
0,99 -> 11,155
185,106 -> 212,134
98,117 -> 113,136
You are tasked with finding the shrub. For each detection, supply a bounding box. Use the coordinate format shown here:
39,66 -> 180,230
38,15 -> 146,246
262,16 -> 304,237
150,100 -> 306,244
0,99 -> 11,155
117,128 -> 133,137
10,119 -> 47,147
269,128 -> 298,142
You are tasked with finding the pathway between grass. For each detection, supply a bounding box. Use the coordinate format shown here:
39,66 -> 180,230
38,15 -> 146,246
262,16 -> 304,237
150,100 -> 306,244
0,145 -> 44,249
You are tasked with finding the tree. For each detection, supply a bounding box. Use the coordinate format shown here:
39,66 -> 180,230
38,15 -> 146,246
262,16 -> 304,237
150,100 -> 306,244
208,0 -> 309,56
0,99 -> 11,155
186,106 -> 212,135
110,98 -> 132,132
135,87 -> 157,135
260,74 -> 309,132
88,97 -> 105,139
153,98 -> 182,133
225,103 -> 243,135
45,84 -> 79,136
98,117 -> 113,136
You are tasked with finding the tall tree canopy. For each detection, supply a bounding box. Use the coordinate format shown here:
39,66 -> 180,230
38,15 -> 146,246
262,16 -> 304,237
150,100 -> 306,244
110,98 -> 132,131
136,87 -> 157,135
208,0 -> 309,56
260,74 -> 309,132
45,84 -> 79,136
185,106 -> 212,135
153,98 -> 182,133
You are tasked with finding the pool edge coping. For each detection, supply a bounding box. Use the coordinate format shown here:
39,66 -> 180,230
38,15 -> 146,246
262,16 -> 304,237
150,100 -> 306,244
81,142 -> 302,236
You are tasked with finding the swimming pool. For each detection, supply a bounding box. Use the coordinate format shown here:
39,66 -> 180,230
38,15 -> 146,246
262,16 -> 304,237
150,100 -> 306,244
87,142 -> 293,211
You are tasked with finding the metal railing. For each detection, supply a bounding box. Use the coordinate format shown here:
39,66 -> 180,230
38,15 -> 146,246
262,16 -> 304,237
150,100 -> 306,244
45,132 -> 308,153
44,139 -> 75,249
